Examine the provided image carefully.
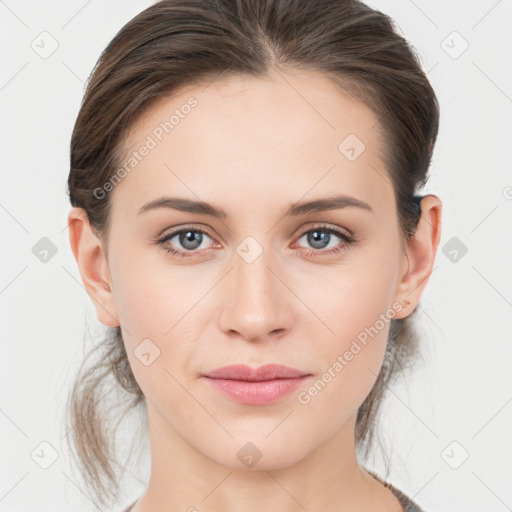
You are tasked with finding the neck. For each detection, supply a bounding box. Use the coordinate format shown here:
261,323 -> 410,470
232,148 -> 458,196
131,403 -> 400,512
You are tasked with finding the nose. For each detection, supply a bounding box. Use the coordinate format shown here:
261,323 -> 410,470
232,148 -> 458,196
217,242 -> 294,343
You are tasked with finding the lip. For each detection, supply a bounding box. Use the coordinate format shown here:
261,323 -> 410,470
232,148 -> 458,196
202,363 -> 309,381
201,364 -> 311,405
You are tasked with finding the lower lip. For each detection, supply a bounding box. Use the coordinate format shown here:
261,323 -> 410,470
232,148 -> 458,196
203,376 -> 310,405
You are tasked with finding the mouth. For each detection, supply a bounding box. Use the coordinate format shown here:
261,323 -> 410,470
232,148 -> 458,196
201,364 -> 312,405
202,363 -> 310,381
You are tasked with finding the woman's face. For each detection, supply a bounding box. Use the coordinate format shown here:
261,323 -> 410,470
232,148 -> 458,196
97,69 -> 415,469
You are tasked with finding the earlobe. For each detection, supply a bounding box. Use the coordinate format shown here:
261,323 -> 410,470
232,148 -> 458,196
394,195 -> 443,318
67,207 -> 120,328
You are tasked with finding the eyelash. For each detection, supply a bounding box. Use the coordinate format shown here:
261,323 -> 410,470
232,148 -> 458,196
155,224 -> 356,259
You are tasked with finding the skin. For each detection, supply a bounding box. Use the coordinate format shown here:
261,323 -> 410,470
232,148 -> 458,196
68,68 -> 442,512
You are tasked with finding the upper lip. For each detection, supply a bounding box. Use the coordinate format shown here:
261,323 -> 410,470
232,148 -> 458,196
202,364 -> 310,381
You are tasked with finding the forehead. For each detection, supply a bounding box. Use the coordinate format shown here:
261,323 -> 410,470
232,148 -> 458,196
112,68 -> 392,217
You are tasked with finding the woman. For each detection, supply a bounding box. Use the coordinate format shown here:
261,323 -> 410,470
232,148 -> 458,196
65,0 -> 442,510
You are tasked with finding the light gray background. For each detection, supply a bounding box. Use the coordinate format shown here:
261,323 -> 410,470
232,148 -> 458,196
1,1 -> 511,511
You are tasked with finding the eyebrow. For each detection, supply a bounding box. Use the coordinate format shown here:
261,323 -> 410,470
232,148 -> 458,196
137,194 -> 374,218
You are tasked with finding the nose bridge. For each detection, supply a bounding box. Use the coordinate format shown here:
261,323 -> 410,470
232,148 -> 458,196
235,239 -> 273,300
218,235 -> 292,340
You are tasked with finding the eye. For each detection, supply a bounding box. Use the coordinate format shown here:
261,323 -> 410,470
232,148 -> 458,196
155,226 -> 217,258
293,225 -> 356,256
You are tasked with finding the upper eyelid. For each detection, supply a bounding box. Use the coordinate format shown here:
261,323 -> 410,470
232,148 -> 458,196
159,224 -> 216,240
293,224 -> 352,239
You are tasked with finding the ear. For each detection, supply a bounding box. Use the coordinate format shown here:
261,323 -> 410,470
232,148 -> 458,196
67,207 -> 120,328
393,194 -> 443,318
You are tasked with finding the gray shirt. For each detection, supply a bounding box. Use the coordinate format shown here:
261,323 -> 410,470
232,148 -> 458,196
368,470 -> 424,511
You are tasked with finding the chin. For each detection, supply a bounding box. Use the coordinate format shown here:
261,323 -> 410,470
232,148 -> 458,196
202,434 -> 311,472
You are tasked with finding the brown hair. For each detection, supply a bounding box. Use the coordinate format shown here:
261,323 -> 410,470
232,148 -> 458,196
65,0 -> 439,508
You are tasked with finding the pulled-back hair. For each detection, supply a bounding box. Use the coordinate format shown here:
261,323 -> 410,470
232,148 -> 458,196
65,0 -> 439,508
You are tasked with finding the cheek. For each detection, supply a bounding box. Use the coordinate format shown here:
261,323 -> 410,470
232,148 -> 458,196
301,249 -> 398,348
297,250 -> 399,410
296,296 -> 392,424
108,250 -> 207,399
110,243 -> 194,331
